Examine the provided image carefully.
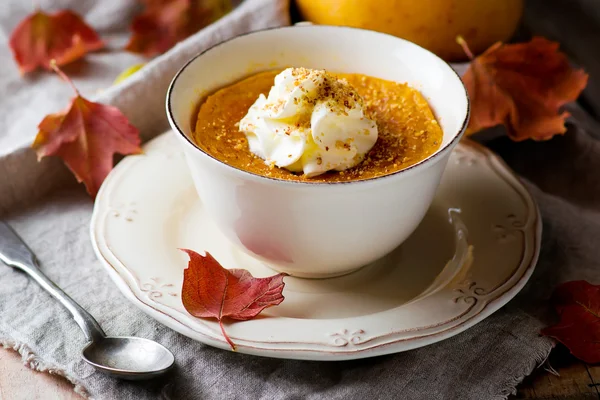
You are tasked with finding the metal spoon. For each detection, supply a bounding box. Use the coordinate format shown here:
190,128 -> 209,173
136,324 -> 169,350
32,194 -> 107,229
0,221 -> 175,380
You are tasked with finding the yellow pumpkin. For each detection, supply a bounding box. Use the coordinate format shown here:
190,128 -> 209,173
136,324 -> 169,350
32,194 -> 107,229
295,0 -> 523,61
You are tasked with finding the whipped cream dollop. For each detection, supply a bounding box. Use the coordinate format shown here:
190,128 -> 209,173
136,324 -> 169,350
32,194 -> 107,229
238,68 -> 378,177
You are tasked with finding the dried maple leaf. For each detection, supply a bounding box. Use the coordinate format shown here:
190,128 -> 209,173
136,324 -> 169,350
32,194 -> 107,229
9,9 -> 104,74
32,62 -> 142,197
125,0 -> 232,56
181,249 -> 287,350
458,36 -> 588,141
541,280 -> 600,364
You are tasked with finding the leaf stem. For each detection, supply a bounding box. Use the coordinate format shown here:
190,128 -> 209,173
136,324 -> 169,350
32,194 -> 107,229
456,36 -> 474,60
50,60 -> 80,96
219,319 -> 236,351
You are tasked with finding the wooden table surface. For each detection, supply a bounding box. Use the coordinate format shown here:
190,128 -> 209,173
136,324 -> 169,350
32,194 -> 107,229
1,345 -> 598,399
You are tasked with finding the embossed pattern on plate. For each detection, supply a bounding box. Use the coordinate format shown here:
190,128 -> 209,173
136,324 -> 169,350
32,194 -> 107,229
90,133 -> 541,361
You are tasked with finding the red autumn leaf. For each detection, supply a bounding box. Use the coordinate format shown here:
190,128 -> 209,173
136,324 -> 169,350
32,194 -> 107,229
125,0 -> 231,56
541,280 -> 600,364
9,9 -> 104,74
459,36 -> 588,141
32,63 -> 142,197
181,249 -> 287,350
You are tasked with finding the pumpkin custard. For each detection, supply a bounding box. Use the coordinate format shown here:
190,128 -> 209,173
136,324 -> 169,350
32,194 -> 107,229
193,68 -> 442,182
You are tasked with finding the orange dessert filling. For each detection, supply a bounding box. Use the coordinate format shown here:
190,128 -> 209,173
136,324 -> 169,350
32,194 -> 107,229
193,69 -> 442,182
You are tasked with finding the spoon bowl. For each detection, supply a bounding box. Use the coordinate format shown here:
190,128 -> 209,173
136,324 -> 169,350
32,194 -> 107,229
83,337 -> 175,380
0,221 -> 175,380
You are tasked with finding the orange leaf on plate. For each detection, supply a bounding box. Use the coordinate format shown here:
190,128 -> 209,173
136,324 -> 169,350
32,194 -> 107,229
32,63 -> 142,197
125,0 -> 232,56
459,36 -> 588,141
9,9 -> 104,74
541,280 -> 600,364
181,249 -> 287,350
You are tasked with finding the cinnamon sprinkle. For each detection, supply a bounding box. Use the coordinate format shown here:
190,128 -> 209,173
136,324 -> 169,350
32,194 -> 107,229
193,69 -> 443,182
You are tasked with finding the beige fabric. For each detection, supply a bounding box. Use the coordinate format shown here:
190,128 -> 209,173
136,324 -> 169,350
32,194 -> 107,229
0,0 -> 289,215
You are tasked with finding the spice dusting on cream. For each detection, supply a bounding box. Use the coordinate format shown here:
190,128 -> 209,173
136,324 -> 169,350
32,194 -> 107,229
238,68 -> 378,177
193,70 -> 443,182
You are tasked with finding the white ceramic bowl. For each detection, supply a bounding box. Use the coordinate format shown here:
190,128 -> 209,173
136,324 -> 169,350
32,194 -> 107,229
167,25 -> 469,278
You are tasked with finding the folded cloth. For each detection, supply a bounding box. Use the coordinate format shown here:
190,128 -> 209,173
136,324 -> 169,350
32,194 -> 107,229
0,0 -> 289,214
1,0 -> 599,399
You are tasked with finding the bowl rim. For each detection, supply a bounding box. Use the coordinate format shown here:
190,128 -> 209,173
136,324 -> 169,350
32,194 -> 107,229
166,24 -> 471,187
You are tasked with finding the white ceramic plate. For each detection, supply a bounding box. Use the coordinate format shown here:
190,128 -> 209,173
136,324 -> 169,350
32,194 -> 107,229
90,133 -> 541,361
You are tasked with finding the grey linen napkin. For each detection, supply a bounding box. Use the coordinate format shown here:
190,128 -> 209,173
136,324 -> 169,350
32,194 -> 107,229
1,0 -> 599,399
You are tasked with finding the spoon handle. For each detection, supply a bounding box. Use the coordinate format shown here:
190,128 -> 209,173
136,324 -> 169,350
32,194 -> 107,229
0,222 -> 106,343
